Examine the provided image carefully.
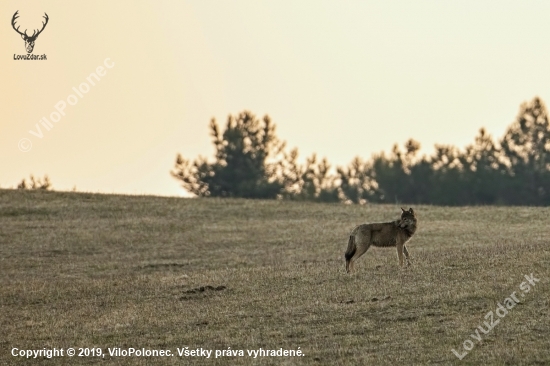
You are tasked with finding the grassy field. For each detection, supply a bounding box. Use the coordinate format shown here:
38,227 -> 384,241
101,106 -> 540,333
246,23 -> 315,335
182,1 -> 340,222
1,189 -> 549,365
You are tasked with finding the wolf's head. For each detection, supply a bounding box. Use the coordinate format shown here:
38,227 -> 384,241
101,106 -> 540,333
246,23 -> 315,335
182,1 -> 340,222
399,207 -> 417,232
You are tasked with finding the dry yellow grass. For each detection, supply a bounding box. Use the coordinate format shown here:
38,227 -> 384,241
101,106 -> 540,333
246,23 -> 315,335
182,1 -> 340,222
1,189 -> 549,365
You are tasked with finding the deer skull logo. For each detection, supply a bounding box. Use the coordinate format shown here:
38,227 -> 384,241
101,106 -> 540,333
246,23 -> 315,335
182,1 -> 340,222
12,11 -> 49,54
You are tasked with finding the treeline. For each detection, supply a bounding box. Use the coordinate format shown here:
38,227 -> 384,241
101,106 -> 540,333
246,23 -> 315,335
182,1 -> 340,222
172,97 -> 550,206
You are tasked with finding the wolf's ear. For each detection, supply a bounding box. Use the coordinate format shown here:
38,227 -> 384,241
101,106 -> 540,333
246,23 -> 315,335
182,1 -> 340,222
401,207 -> 406,213
409,208 -> 414,214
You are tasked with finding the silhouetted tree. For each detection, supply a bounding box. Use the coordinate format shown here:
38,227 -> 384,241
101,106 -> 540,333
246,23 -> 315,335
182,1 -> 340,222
337,157 -> 379,204
500,97 -> 550,205
17,175 -> 52,190
369,139 -> 424,204
430,144 -> 470,204
292,154 -> 339,202
459,128 -> 507,204
172,111 -> 286,198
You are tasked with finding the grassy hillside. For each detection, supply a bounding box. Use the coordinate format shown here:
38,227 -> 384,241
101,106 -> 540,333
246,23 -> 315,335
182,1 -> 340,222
1,189 -> 549,365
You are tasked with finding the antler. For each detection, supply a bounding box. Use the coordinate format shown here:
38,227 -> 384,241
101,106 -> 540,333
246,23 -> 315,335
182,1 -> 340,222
11,11 -> 49,40
29,13 -> 49,39
11,10 -> 26,37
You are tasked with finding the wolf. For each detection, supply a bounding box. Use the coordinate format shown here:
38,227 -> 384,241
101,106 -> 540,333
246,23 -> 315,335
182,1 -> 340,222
345,208 -> 417,273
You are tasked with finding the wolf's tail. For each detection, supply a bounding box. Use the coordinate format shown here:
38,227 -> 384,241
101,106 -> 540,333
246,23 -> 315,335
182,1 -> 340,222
345,235 -> 356,273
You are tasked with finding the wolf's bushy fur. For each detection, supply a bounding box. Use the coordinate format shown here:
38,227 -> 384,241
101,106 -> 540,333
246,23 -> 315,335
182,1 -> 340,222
345,208 -> 417,273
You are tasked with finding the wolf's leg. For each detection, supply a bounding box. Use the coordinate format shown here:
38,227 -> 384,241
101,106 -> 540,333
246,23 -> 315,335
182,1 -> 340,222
345,235 -> 360,273
403,245 -> 412,266
346,256 -> 357,273
350,234 -> 371,270
352,242 -> 371,263
396,243 -> 404,267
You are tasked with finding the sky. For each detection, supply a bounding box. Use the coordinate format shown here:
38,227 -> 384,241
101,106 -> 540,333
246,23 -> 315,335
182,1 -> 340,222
2,1 -> 550,196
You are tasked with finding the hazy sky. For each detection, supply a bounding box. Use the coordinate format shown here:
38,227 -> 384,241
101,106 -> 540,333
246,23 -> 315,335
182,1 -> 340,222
2,1 -> 550,196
